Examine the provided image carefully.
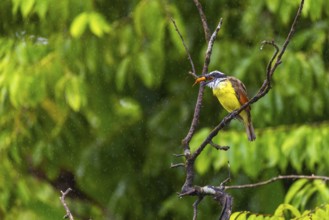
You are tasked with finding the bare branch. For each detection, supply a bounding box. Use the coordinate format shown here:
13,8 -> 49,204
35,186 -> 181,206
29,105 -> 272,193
193,196 -> 204,220
170,17 -> 197,77
193,0 -> 211,42
171,163 -> 185,168
202,19 -> 223,75
217,194 -> 233,220
209,141 -> 230,151
181,84 -> 205,154
260,40 -> 280,89
60,188 -> 74,220
225,175 -> 329,190
220,162 -> 231,187
276,0 -> 304,63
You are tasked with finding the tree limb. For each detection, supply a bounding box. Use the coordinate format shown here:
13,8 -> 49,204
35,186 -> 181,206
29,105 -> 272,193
60,188 -> 74,220
225,175 -> 329,190
170,17 -> 197,77
193,0 -> 211,42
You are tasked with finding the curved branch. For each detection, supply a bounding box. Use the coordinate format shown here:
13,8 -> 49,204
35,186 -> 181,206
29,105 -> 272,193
225,175 -> 329,190
193,0 -> 211,42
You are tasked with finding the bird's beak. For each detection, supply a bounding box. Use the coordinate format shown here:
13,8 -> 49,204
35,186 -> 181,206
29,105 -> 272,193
193,76 -> 207,86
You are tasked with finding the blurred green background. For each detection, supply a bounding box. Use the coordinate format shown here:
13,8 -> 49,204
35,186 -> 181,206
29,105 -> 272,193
0,0 -> 328,219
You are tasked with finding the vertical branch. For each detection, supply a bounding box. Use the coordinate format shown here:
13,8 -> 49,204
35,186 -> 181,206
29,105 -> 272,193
201,18 -> 223,75
193,0 -> 211,42
170,17 -> 197,77
60,188 -> 74,220
276,0 -> 304,63
193,196 -> 204,220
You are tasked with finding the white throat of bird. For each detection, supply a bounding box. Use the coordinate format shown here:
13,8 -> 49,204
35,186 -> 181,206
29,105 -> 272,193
206,78 -> 227,89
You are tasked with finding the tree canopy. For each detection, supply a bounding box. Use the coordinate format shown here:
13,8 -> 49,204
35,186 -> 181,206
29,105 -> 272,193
0,0 -> 328,219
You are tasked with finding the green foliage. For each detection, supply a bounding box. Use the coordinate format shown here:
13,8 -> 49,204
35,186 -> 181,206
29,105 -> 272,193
70,12 -> 111,38
0,0 -> 328,219
230,203 -> 329,220
192,124 -> 329,178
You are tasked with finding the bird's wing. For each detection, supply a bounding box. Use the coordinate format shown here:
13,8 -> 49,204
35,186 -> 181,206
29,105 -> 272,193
228,77 -> 251,110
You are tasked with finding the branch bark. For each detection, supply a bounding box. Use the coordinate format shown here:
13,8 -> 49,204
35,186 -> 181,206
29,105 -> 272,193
60,188 -> 74,220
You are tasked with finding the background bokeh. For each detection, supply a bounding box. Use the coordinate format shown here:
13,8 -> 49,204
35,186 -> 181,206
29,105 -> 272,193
0,0 -> 328,219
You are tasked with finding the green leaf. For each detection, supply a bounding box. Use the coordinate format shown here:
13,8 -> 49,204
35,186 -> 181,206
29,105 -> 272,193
35,0 -> 49,19
21,0 -> 35,18
309,0 -> 323,21
284,179 -> 308,204
89,12 -> 111,37
12,0 -> 22,15
134,0 -> 163,37
279,3 -> 293,25
190,128 -> 211,151
116,57 -> 131,91
313,180 -> 329,201
230,211 -> 248,220
115,97 -> 142,124
136,53 -> 154,88
274,204 -> 301,218
70,12 -> 89,38
65,75 -> 85,111
265,0 -> 280,13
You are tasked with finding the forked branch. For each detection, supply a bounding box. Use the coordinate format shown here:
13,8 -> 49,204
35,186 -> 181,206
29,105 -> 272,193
60,188 -> 74,220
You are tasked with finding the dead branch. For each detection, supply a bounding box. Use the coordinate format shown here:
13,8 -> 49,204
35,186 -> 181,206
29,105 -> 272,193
60,188 -> 74,220
193,0 -> 211,42
170,17 -> 197,77
225,175 -> 329,190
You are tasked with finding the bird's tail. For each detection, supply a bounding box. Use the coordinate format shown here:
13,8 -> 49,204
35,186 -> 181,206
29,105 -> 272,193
245,120 -> 256,141
238,111 -> 256,141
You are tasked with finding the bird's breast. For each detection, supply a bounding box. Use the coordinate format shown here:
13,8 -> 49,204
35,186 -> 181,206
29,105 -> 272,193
212,80 -> 241,113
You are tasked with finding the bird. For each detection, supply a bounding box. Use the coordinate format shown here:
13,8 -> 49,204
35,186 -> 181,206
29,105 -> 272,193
194,70 -> 256,141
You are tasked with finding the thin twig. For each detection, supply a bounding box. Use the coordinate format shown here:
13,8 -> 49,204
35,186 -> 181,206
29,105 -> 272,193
202,18 -> 223,75
225,175 -> 329,190
276,0 -> 304,63
260,40 -> 280,89
170,17 -> 197,77
220,162 -> 231,187
193,0 -> 211,42
193,196 -> 204,220
60,188 -> 74,220
209,141 -> 230,151
171,163 -> 185,168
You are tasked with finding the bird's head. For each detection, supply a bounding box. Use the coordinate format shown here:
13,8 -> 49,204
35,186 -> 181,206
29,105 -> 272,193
193,70 -> 227,88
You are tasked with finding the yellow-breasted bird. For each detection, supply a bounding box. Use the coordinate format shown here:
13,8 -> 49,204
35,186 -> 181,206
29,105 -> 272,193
194,70 -> 256,141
